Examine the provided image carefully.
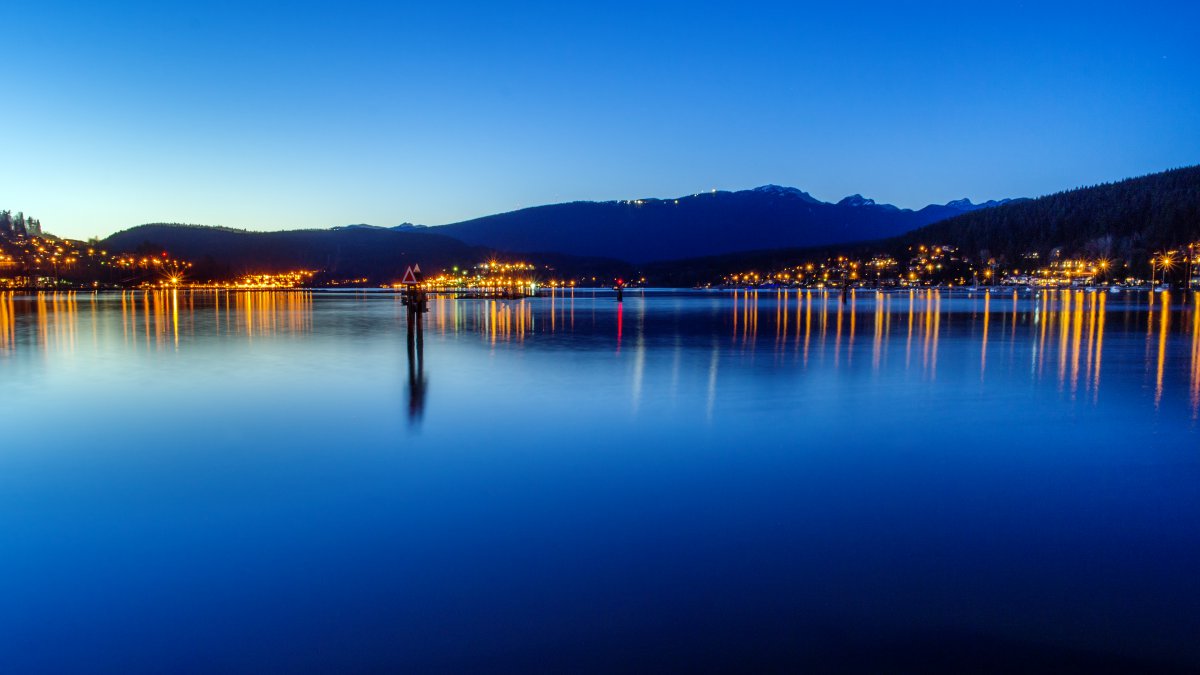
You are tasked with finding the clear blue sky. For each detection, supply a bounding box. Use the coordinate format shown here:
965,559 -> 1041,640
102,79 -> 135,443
2,0 -> 1197,239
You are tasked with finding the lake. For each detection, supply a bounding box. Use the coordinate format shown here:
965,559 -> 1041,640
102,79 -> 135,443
1,288 -> 1198,671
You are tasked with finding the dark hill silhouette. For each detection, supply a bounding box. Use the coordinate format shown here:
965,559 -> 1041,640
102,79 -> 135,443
898,165 -> 1200,263
101,224 -> 631,282
431,186 -> 1011,263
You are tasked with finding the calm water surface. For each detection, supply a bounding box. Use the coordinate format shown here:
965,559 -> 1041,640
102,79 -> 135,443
1,288 -> 1198,671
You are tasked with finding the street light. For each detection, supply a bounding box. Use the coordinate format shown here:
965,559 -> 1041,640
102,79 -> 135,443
1152,251 -> 1174,287
1188,243 -> 1195,292
1160,253 -> 1176,288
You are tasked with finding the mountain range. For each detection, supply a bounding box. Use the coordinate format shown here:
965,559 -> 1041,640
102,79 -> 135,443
643,165 -> 1200,284
96,166 -> 1200,285
426,188 -> 1013,263
101,225 -> 632,282
101,187 -> 1014,280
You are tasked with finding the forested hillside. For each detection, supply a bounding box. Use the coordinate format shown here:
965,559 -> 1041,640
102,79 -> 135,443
902,166 -> 1200,263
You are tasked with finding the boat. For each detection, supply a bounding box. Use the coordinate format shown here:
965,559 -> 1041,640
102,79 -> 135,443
1109,286 -> 1121,294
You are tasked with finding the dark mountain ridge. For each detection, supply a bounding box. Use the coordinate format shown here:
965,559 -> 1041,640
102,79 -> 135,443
101,223 -> 631,282
644,165 -> 1200,284
430,187 -> 1013,263
899,165 -> 1200,263
97,184 -> 1014,282
102,224 -> 481,281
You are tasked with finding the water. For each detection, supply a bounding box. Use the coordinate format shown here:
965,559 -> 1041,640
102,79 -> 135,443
1,288 -> 1198,671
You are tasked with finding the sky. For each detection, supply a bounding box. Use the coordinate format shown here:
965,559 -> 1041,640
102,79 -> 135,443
1,0 -> 1197,240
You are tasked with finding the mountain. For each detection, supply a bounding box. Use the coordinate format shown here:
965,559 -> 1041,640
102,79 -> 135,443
643,166 -> 1200,284
945,197 -> 1016,211
101,224 -> 631,282
102,224 -> 483,281
95,183 -> 1028,285
899,165 -> 1200,262
333,222 -> 428,231
430,187 -> 1012,263
95,167 -> 1195,286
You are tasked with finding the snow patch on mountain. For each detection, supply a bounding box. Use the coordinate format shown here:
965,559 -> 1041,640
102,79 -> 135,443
752,185 -> 822,204
837,194 -> 877,207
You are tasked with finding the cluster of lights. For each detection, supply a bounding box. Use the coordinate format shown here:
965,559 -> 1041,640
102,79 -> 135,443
116,254 -> 190,271
723,249 -> 956,288
0,232 -> 162,288
719,240 -> 1200,290
226,271 -> 316,289
323,276 -> 369,286
165,270 -> 317,290
1011,258 -> 1116,286
397,260 -> 566,292
477,261 -> 536,273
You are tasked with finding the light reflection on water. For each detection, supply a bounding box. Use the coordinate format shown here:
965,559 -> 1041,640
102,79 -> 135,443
1,288 -> 1199,671
3,287 -> 1200,422
3,287 -> 1200,429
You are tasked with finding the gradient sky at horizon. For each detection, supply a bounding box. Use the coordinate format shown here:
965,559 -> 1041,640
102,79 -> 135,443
2,0 -> 1197,239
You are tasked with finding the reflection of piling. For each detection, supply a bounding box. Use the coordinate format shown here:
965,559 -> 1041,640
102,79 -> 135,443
406,320 -> 426,423
404,286 -> 428,424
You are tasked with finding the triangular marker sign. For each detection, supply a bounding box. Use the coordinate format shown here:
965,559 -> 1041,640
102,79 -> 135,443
413,264 -> 421,274
401,266 -> 418,284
